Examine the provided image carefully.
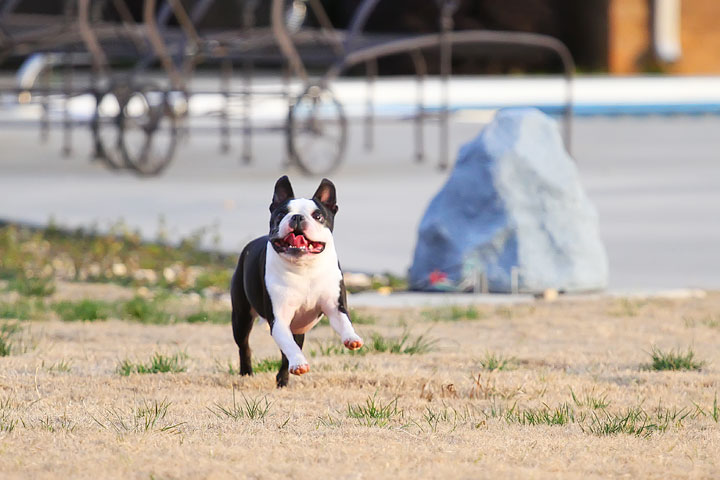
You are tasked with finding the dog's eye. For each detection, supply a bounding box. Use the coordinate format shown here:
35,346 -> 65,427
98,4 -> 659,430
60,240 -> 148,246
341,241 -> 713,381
312,211 -> 324,222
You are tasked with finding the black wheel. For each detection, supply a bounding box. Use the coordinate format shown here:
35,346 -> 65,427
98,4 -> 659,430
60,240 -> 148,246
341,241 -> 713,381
119,86 -> 178,176
287,85 -> 347,176
90,88 -> 126,170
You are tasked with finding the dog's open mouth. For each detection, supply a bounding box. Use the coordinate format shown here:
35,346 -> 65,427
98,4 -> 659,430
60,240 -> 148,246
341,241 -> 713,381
272,233 -> 325,254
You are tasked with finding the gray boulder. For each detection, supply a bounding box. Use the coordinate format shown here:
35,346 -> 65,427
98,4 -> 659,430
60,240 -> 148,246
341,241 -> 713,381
408,108 -> 608,293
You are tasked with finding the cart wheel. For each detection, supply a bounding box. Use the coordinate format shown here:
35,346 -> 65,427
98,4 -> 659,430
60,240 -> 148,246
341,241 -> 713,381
90,89 -> 125,170
287,85 -> 347,176
119,87 -> 178,176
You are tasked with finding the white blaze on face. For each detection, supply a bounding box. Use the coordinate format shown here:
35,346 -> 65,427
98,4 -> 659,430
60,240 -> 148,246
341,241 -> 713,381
278,198 -> 333,246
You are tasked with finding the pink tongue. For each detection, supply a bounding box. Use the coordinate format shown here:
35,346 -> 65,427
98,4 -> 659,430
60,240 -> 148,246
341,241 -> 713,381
286,233 -> 308,247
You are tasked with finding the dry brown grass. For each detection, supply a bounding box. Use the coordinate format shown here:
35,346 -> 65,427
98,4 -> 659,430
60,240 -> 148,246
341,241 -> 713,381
1,290 -> 720,479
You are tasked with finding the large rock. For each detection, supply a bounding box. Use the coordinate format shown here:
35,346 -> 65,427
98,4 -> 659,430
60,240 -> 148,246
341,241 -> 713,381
408,108 -> 608,293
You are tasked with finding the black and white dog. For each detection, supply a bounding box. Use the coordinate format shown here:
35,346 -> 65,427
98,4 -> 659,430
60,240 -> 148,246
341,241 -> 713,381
231,176 -> 363,387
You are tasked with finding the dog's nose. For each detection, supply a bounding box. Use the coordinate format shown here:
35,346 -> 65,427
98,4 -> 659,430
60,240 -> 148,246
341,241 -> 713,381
289,214 -> 304,232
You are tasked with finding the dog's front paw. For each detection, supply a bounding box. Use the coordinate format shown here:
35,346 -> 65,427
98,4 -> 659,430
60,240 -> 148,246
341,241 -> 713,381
288,354 -> 310,376
289,363 -> 310,375
343,334 -> 364,351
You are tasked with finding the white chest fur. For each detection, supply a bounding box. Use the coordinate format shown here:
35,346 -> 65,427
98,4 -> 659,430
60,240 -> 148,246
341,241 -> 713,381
264,242 -> 342,333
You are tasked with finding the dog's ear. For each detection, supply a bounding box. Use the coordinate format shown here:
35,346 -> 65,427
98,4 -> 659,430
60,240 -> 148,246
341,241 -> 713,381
270,176 -> 295,212
312,178 -> 338,214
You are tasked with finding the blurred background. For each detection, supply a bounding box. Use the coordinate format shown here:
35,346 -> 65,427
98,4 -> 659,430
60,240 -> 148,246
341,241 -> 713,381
0,0 -> 718,292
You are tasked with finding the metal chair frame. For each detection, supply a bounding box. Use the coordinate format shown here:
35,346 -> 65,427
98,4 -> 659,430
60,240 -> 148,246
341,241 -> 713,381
0,0 -> 575,176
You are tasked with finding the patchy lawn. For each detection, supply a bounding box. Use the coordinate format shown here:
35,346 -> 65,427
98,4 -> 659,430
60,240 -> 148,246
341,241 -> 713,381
0,287 -> 719,479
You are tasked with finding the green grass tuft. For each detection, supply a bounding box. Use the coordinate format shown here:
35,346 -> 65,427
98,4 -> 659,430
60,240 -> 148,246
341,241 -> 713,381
0,299 -> 46,320
347,394 -> 404,427
121,297 -> 172,324
692,392 -> 719,423
52,299 -> 111,322
570,388 -> 611,410
703,315 -> 720,329
580,405 -> 689,437
310,329 -> 439,357
38,414 -> 76,433
369,329 -> 439,355
316,414 -> 343,428
488,395 -> 697,437
647,346 -> 705,371
252,358 -> 282,373
209,388 -> 272,421
685,314 -> 720,329
92,398 -> 184,434
0,322 -> 21,357
0,301 -> 30,320
0,413 -> 18,433
0,396 -> 19,433
117,352 -> 187,375
6,276 -> 55,297
43,359 -> 72,373
422,404 -> 477,432
478,351 -> 515,371
505,402 -> 575,426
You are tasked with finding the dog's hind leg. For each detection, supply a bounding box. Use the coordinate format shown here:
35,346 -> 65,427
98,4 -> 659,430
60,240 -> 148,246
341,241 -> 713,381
276,334 -> 305,388
231,274 -> 254,376
232,309 -> 254,375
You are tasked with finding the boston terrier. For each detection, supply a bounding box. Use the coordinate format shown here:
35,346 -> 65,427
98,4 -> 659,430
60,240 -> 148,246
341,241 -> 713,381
230,176 -> 364,387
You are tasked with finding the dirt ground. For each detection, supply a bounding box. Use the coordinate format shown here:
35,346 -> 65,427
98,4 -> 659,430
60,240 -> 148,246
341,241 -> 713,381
1,290 -> 719,479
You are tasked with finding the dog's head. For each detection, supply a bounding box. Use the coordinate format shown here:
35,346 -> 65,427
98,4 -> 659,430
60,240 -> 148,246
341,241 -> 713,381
268,176 -> 338,259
